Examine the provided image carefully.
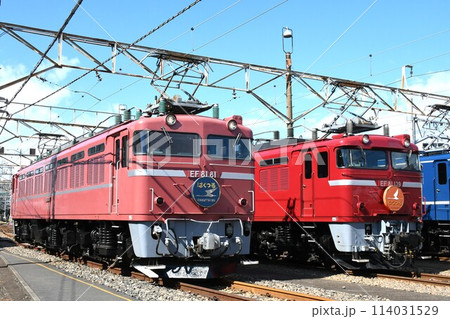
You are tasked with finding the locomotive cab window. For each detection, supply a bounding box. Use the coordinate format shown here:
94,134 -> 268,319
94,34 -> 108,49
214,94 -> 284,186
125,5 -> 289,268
391,151 -> 420,171
317,151 -> 328,178
132,130 -> 201,157
336,148 -> 387,169
206,135 -> 252,160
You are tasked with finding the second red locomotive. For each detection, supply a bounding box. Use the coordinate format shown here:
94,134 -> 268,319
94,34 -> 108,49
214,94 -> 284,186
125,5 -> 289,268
252,125 -> 423,269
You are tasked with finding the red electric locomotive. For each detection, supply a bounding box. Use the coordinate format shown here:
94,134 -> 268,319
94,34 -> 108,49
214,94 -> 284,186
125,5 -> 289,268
10,98 -> 254,278
252,125 -> 423,269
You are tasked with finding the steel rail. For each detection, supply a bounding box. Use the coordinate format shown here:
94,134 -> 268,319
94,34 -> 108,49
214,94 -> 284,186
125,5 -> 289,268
376,273 -> 450,288
417,273 -> 450,284
177,282 -> 256,301
225,280 -> 334,301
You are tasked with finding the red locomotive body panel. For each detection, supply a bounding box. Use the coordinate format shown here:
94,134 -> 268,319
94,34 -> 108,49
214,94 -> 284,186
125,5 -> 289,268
12,115 -> 253,222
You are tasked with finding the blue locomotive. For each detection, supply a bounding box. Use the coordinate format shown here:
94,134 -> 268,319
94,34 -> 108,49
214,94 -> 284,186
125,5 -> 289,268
421,151 -> 450,256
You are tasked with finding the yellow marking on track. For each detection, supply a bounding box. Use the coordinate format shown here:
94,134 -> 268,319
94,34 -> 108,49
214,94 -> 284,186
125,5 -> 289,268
1,250 -> 132,301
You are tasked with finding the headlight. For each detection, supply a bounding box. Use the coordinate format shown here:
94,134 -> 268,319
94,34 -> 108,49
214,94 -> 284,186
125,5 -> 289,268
227,119 -> 238,131
403,138 -> 410,147
362,134 -> 370,144
165,114 -> 177,126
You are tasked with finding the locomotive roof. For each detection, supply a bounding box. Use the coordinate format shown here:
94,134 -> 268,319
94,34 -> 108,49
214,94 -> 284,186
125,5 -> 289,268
254,133 -> 418,154
254,137 -> 306,151
420,149 -> 450,159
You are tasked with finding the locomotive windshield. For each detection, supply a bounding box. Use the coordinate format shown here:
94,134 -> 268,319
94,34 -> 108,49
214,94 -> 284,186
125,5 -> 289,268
132,130 -> 201,157
336,148 -> 387,169
391,151 -> 420,171
337,148 -> 421,171
206,135 -> 252,160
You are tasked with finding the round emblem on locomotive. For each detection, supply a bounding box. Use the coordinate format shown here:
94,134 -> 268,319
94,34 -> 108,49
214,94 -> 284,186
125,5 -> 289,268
191,176 -> 221,208
382,185 -> 404,212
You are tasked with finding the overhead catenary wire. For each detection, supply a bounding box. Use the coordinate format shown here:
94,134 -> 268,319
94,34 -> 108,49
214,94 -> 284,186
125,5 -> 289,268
359,49 -> 450,84
304,0 -> 378,73
0,0 -> 203,157
244,33 -> 450,131
323,27 -> 450,73
2,0 -> 83,110
64,0 -> 243,123
5,0 -> 246,148
3,0 -> 201,151
221,0 -> 380,132
1,0 -> 381,142
0,0 -> 84,136
3,1 -> 450,145
6,0 -> 202,120
45,0 -> 289,133
192,0 -> 289,52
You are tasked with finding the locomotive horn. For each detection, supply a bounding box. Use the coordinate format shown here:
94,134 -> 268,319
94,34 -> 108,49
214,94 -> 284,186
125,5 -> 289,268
346,120 -> 354,135
383,124 -> 390,136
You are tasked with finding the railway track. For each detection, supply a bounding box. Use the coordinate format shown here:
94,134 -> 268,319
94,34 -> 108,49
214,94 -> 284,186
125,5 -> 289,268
223,280 -> 333,301
67,258 -> 334,300
165,280 -> 334,301
6,233 -> 333,301
0,222 -> 13,237
349,271 -> 450,288
379,273 -> 450,288
9,228 -> 448,300
419,273 -> 450,284
130,269 -> 333,301
176,282 -> 256,301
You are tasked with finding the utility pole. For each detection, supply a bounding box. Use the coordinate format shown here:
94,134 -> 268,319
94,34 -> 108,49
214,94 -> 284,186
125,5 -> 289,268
283,27 -> 294,138
401,65 -> 415,142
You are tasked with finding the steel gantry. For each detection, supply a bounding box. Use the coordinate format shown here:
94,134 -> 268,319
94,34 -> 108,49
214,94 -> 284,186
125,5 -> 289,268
1,21 -> 450,206
2,21 -> 449,139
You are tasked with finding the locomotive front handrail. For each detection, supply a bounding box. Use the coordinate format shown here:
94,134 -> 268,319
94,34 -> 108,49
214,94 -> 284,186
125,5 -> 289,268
421,196 -> 427,218
248,190 -> 255,213
150,188 -> 154,212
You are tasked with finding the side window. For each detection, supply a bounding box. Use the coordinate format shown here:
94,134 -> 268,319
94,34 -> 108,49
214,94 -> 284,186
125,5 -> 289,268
317,151 -> 328,178
122,136 -> 128,168
438,162 -> 447,185
304,153 -> 312,179
115,139 -> 120,166
336,148 -> 345,168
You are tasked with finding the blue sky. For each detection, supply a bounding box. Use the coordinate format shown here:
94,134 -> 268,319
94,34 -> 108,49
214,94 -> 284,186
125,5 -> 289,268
1,0 -> 450,141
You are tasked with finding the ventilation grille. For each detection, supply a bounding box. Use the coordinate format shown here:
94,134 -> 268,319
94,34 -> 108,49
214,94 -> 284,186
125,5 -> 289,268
259,167 -> 289,192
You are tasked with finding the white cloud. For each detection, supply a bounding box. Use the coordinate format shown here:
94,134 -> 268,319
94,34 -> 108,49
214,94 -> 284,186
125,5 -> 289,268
0,61 -> 79,159
0,62 -> 73,109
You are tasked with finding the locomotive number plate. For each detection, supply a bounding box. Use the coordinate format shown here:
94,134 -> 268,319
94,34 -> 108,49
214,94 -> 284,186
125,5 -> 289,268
189,170 -> 217,178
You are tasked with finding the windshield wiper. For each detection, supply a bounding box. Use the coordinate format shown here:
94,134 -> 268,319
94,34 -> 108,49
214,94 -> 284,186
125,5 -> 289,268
161,127 -> 173,144
233,133 -> 242,147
